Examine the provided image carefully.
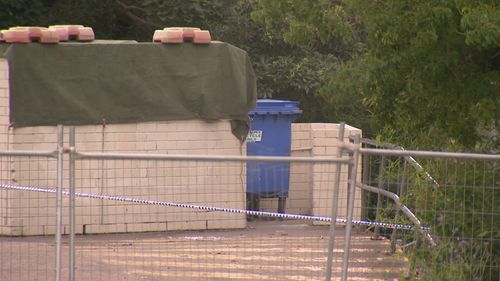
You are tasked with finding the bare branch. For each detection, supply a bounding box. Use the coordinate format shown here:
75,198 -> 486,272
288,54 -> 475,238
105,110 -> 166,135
125,4 -> 147,13
113,0 -> 163,29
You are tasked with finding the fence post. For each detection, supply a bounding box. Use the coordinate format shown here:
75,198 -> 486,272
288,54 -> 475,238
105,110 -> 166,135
400,160 -> 408,196
55,125 -> 64,281
360,145 -> 370,225
69,127 -> 76,281
372,155 -> 386,240
340,134 -> 360,281
324,122 -> 345,281
389,160 -> 408,253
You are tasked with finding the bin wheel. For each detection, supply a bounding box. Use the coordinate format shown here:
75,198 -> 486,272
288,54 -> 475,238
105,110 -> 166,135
246,193 -> 260,221
278,197 -> 286,213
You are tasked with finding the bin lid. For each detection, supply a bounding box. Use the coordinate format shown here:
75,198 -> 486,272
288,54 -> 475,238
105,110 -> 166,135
249,99 -> 302,116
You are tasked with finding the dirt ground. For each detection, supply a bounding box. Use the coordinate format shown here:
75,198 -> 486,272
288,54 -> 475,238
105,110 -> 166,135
0,220 -> 407,281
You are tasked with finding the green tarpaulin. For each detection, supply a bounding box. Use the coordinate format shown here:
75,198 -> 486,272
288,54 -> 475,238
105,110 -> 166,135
0,41 -> 257,141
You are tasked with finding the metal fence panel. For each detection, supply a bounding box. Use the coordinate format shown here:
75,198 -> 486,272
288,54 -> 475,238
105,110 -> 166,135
360,149 -> 500,281
69,154 -> 347,281
0,152 -> 59,281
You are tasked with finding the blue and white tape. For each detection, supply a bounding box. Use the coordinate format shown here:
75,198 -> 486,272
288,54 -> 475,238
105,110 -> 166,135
0,183 -> 430,231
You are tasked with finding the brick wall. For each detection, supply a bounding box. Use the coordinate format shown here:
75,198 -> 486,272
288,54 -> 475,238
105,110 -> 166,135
2,122 -> 247,236
309,123 -> 362,224
5,122 -> 247,236
258,123 -> 362,221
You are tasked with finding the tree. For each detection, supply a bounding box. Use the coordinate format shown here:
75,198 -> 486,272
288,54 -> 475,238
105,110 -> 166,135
254,0 -> 499,151
0,0 -> 45,28
212,0 -> 357,122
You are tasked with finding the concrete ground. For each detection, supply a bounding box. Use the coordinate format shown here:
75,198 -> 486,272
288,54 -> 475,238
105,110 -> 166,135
0,220 -> 407,281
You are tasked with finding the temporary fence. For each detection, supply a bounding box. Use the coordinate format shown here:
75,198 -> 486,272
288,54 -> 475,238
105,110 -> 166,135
0,129 -> 61,281
65,126 -> 358,281
359,143 -> 500,281
0,125 -> 498,281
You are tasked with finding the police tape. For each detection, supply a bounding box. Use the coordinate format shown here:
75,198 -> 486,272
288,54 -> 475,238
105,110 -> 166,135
0,183 -> 430,231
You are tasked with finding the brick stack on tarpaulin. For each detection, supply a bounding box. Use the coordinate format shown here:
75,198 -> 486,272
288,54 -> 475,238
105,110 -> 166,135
153,27 -> 212,44
0,25 -> 95,44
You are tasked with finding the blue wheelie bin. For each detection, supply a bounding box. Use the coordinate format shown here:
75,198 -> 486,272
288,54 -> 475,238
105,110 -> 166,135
246,99 -> 302,214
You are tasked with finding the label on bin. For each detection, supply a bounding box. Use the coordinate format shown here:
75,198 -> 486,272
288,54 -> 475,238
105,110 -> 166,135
246,130 -> 262,143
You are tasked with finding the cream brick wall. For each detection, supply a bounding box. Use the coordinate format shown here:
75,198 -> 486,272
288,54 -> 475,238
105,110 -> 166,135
2,121 -> 247,236
0,57 -> 246,235
309,123 -> 362,224
255,123 -> 362,222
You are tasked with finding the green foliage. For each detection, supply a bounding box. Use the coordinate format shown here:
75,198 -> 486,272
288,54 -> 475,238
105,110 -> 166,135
254,0 -> 500,151
460,2 -> 500,49
139,0 -> 225,29
210,0 -> 341,122
251,0 -> 360,58
339,0 -> 499,150
392,158 -> 500,281
41,0 -> 119,39
0,0 -> 45,29
319,54 -> 375,134
403,239 -> 494,281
